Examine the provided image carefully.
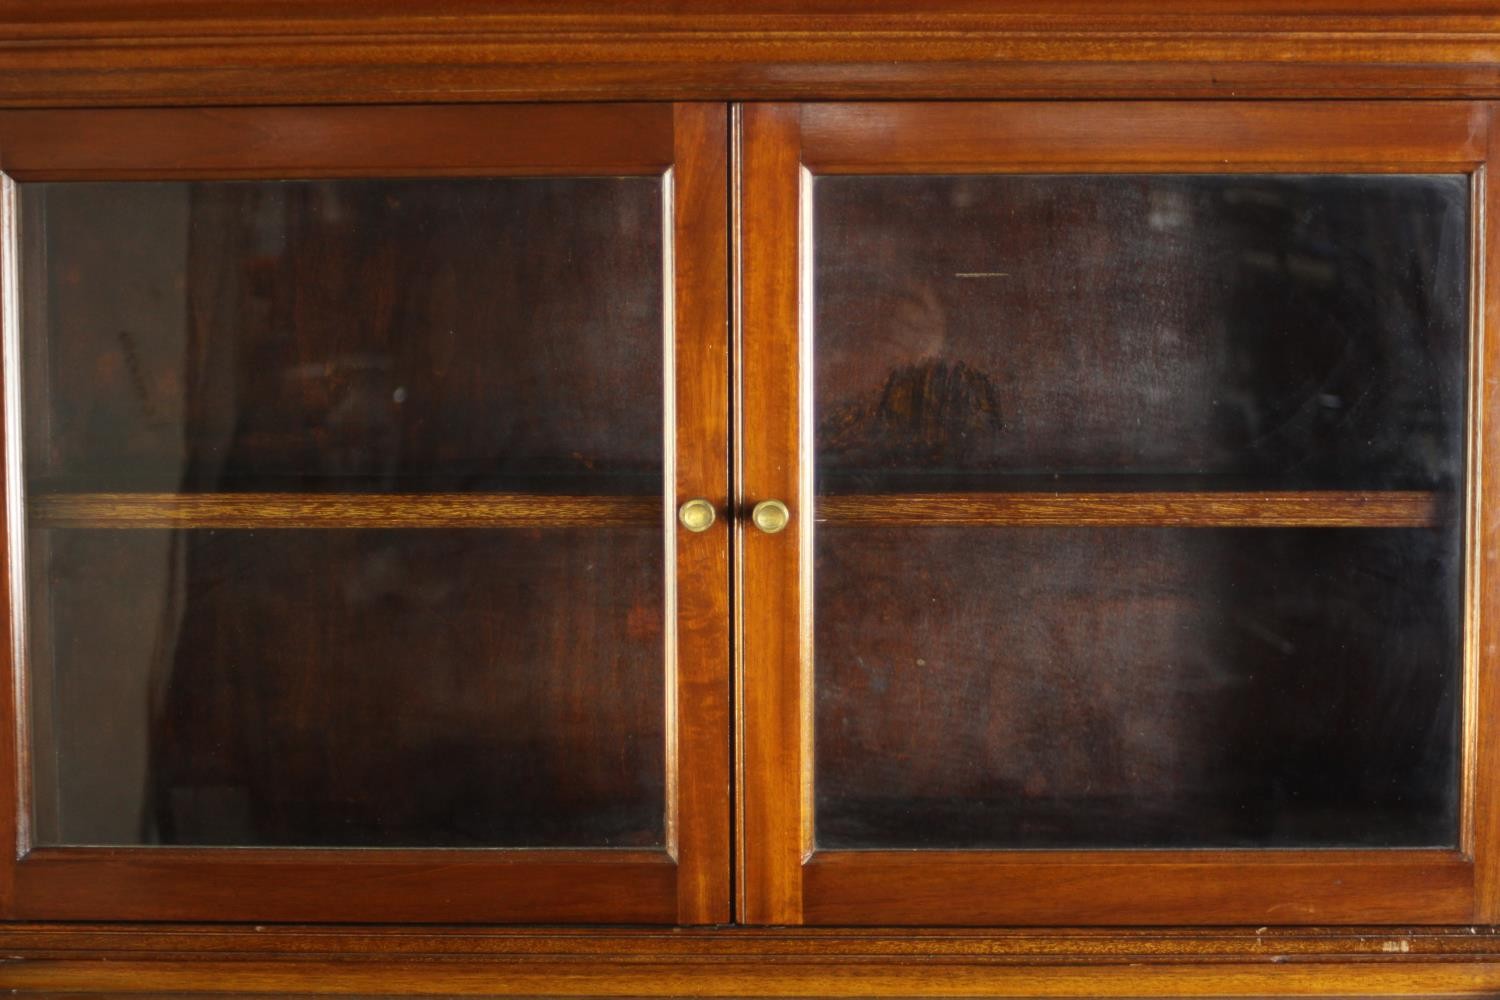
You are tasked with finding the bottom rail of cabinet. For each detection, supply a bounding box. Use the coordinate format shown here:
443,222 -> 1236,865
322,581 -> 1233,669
3,925 -> 1500,997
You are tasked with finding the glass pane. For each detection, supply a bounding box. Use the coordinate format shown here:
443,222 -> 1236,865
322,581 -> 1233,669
812,174 -> 1468,850
21,177 -> 668,848
816,526 -> 1461,850
32,527 -> 664,848
815,175 -> 1468,493
24,178 -> 663,493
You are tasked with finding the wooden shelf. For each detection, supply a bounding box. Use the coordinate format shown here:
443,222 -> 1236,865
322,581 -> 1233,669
29,489 -> 1446,530
816,491 -> 1444,528
29,492 -> 661,530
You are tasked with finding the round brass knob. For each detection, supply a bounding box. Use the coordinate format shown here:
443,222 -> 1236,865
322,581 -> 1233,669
751,499 -> 791,535
678,498 -> 716,533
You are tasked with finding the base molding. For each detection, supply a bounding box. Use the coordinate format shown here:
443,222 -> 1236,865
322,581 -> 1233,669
3,925 -> 1500,996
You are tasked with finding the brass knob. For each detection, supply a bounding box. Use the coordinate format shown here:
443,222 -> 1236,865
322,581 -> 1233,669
678,498 -> 716,533
751,499 -> 790,534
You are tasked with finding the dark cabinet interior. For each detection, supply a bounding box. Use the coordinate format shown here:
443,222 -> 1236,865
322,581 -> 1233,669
26,178 -> 665,494
813,174 -> 1469,490
816,524 -> 1462,850
36,526 -> 667,849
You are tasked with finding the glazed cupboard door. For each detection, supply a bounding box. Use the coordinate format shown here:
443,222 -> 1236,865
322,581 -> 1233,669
0,103 -> 731,924
737,102 -> 1500,925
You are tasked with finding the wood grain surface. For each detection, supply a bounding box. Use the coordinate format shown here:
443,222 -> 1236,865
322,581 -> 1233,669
801,849 -> 1475,926
7,847 -> 680,924
5,924 -> 1500,996
800,101 -> 1489,173
1468,99 -> 1500,921
29,492 -> 660,528
36,490 -> 1435,530
667,102 -> 734,924
817,491 -> 1445,527
0,104 -> 675,179
734,102 -> 806,926
3,1 -> 1500,105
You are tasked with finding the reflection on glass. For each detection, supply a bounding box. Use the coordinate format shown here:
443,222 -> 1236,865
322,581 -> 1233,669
22,178 -> 668,848
812,174 -> 1468,850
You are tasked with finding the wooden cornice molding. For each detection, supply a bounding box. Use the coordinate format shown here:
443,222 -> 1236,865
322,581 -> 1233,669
2,1 -> 1500,105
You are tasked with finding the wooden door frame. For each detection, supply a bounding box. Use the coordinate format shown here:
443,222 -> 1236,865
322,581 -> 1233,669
0,101 -> 731,924
735,100 -> 1500,926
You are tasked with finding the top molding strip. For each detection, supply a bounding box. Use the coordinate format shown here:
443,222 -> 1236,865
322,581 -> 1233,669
3,0 -> 1500,106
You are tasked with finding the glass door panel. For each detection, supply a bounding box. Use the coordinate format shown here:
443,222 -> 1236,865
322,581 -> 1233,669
812,173 -> 1468,852
2,102 -> 729,924
737,101 -> 1492,926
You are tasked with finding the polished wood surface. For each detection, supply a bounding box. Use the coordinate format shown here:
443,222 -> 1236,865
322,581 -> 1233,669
667,101 -> 733,925
803,851 -> 1474,926
10,847 -> 680,924
734,102 -> 806,927
801,101 -> 1489,173
8,957 -> 1500,997
0,104 -> 674,179
6,924 -> 1500,996
1469,100 -> 1500,921
10,921 -> 1500,961
3,2 -> 1500,106
817,491 -> 1444,527
10,921 -> 1500,960
30,492 -> 659,528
